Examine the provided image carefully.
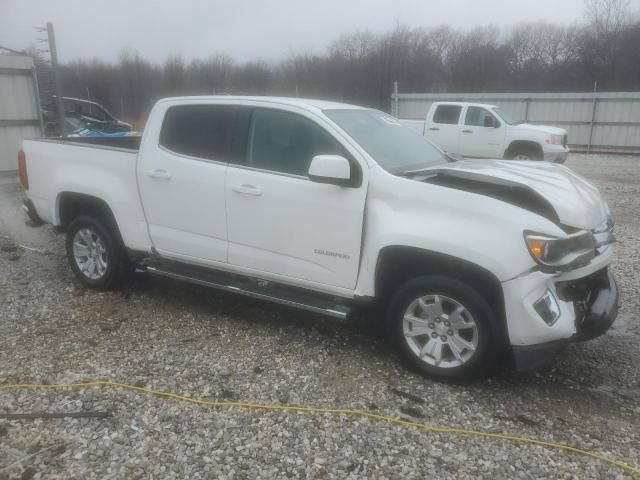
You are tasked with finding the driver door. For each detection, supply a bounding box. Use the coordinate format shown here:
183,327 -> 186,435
458,106 -> 506,158
225,107 -> 367,290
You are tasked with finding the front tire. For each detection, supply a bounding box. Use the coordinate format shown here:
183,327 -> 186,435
386,276 -> 498,381
65,215 -> 129,290
509,147 -> 541,161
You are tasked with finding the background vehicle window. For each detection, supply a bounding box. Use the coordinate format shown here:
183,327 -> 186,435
159,105 -> 233,161
465,107 -> 499,127
433,105 -> 462,125
247,109 -> 343,176
88,105 -> 108,122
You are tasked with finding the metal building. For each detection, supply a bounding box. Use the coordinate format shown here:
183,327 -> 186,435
392,91 -> 640,154
0,51 -> 43,175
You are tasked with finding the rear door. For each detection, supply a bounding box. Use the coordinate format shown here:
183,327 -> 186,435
458,106 -> 506,158
425,104 -> 463,154
137,104 -> 234,264
225,107 -> 367,290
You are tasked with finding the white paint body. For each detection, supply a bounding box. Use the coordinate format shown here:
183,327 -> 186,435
403,102 -> 570,162
23,96 -> 613,349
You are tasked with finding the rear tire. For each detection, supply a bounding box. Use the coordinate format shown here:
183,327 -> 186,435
386,275 -> 498,382
65,215 -> 130,290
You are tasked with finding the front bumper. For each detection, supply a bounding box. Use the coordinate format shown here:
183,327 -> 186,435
511,268 -> 620,371
543,146 -> 570,164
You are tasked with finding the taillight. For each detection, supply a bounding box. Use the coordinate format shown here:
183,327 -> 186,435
18,150 -> 28,190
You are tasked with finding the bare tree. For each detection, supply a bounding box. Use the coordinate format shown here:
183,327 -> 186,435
37,17 -> 640,119
584,0 -> 631,35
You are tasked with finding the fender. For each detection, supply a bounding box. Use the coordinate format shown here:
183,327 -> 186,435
354,167 -> 566,298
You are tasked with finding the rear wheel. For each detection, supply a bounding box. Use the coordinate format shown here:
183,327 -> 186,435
386,276 -> 497,381
65,215 -> 130,290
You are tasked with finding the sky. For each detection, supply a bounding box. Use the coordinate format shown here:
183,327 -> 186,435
0,0 -> 633,64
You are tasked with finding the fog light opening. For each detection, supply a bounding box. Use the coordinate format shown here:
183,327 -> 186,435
534,290 -> 560,326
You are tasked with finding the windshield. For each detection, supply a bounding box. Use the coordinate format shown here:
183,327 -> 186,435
324,109 -> 449,173
493,108 -> 517,125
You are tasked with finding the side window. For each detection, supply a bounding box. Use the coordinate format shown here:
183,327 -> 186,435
465,107 -> 499,127
159,105 -> 234,161
246,109 -> 343,176
433,105 -> 462,125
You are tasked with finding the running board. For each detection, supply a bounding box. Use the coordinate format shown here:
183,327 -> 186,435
139,259 -> 352,319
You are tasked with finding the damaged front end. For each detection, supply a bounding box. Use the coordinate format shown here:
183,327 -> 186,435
404,159 -> 620,371
409,158 -> 611,231
422,172 -> 562,226
557,268 -> 621,342
512,267 -> 621,372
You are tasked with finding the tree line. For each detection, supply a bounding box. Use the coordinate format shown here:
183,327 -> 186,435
33,0 -> 640,124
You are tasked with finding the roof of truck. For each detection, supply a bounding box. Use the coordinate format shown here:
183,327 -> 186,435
157,96 -> 370,112
433,101 -> 498,109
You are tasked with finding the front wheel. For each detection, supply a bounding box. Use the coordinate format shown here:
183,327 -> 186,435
386,276 -> 498,381
65,215 -> 130,290
509,147 -> 541,161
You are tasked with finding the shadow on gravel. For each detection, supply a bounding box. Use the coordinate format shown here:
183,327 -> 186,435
124,271 -> 529,384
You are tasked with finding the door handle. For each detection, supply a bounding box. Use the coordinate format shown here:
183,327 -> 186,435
231,184 -> 262,196
429,127 -> 440,131
462,129 -> 473,134
146,169 -> 172,180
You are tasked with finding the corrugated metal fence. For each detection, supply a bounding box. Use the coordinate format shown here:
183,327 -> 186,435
392,91 -> 640,154
0,53 -> 43,174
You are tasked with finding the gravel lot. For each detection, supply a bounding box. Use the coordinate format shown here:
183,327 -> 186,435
0,153 -> 639,479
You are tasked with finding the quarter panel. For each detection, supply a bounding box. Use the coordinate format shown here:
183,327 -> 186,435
24,139 -> 150,251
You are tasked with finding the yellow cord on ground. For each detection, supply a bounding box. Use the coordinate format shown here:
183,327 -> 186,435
1,380 -> 638,476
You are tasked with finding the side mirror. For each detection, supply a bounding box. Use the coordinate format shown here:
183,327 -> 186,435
308,155 -> 352,187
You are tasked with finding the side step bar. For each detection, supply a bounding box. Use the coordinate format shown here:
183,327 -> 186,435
139,259 -> 352,320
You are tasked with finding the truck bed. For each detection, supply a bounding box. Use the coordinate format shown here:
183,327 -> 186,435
44,135 -> 142,152
22,136 -> 149,251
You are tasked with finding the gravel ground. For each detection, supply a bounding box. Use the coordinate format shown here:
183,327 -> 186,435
0,153 -> 639,479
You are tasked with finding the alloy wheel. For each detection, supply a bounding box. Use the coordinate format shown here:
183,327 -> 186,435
72,228 -> 109,280
402,294 -> 479,368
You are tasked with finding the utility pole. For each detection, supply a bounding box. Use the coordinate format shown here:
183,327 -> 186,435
587,80 -> 598,153
47,22 -> 66,137
392,81 -> 399,117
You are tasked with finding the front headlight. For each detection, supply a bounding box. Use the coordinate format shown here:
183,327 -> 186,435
547,134 -> 564,145
524,231 -> 596,271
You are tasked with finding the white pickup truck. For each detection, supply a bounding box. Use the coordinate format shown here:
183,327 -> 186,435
19,96 -> 618,381
402,102 -> 570,163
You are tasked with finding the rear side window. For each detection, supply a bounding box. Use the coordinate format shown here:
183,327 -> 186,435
159,105 -> 233,161
433,105 -> 462,125
246,109 -> 344,176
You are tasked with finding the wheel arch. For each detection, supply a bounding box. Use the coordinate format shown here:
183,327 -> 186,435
57,192 -> 125,246
375,246 -> 508,344
504,140 -> 544,159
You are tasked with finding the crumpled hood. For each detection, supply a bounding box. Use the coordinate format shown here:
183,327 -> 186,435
516,123 -> 566,136
419,159 -> 608,230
